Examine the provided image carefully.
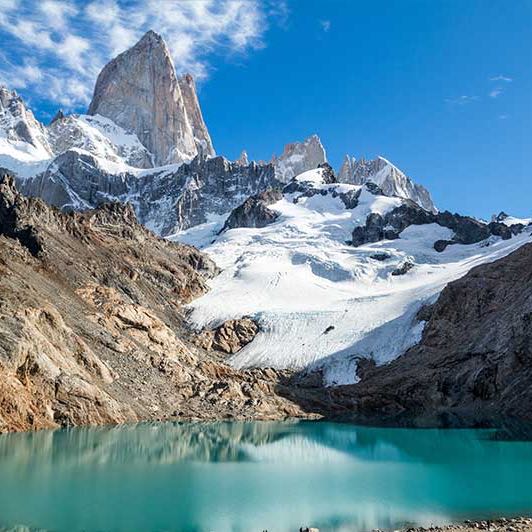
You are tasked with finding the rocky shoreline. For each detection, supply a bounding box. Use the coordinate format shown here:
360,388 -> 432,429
298,519 -> 532,532
386,517 -> 532,532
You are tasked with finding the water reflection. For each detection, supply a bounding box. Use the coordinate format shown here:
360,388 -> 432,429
0,421 -> 531,532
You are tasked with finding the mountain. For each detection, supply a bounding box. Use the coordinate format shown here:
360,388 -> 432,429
0,86 -> 52,177
0,31 -> 439,234
48,113 -> 152,169
1,29 -> 531,433
272,134 -> 326,182
179,167 -> 530,387
0,172 -> 309,433
338,155 -> 436,213
319,242 -> 532,427
88,30 -> 214,165
19,153 -> 280,235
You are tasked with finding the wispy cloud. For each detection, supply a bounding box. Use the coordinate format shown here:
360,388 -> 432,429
445,95 -> 478,106
489,87 -> 503,98
320,19 -> 331,32
490,75 -> 513,82
0,0 -> 275,109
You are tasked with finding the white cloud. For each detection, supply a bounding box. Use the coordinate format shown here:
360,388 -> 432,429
320,19 -> 331,32
489,87 -> 503,98
490,75 -> 512,82
0,0 -> 272,110
445,95 -> 478,106
39,0 -> 77,30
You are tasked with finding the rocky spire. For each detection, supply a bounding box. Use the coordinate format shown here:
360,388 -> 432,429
236,150 -> 249,166
49,109 -> 65,125
177,73 -> 214,158
272,134 -> 326,182
338,154 -> 437,213
88,30 -> 214,165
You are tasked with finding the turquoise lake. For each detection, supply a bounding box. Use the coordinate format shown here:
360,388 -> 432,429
0,421 -> 531,532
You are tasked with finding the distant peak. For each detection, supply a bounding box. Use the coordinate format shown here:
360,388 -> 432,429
50,109 -> 65,125
138,29 -> 164,45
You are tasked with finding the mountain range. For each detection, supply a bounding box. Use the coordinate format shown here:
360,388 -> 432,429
0,31 -> 530,433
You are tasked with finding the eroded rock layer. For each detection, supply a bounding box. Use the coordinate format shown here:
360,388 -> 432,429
0,173 -> 312,433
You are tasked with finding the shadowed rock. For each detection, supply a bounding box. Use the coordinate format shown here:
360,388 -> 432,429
220,188 -> 283,232
351,199 -> 525,251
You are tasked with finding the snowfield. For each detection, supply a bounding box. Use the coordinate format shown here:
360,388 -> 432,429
178,169 -> 532,385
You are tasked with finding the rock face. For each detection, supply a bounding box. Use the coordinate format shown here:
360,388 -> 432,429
88,30 -> 214,165
339,155 -> 436,213
236,150 -> 249,166
325,243 -> 532,427
20,154 -> 281,235
272,134 -> 326,182
221,188 -> 283,232
351,198 -> 521,250
0,173 -> 313,433
194,318 -> 259,354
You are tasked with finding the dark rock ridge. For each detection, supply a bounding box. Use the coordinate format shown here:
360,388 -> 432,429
220,188 -> 283,232
0,173 -> 314,433
302,244 -> 532,427
351,199 -> 524,250
20,154 -> 282,236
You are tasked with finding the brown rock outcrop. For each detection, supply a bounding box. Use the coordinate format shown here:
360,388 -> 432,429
0,173 -> 313,433
310,243 -> 532,427
195,318 -> 259,354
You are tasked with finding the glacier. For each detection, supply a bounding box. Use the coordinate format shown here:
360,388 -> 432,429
179,168 -> 531,385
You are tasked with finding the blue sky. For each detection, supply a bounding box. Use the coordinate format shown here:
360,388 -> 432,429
0,0 -> 530,218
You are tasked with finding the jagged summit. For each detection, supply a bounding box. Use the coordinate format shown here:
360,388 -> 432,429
0,86 -> 53,170
272,134 -> 327,182
138,29 -> 164,45
49,109 -> 65,125
88,30 -> 214,165
338,153 -> 436,213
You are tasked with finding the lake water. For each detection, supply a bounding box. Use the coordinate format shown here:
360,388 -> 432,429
0,421 -> 531,532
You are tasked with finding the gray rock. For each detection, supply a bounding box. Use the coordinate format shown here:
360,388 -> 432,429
337,188 -> 361,209
338,154 -> 436,213
88,30 -> 214,165
370,252 -> 392,261
20,153 -> 281,236
272,134 -> 326,182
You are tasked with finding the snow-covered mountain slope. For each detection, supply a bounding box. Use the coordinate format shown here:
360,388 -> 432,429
272,134 -> 326,182
178,168 -> 531,386
0,86 -> 52,177
48,114 -> 152,169
339,155 -> 436,213
491,211 -> 532,227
